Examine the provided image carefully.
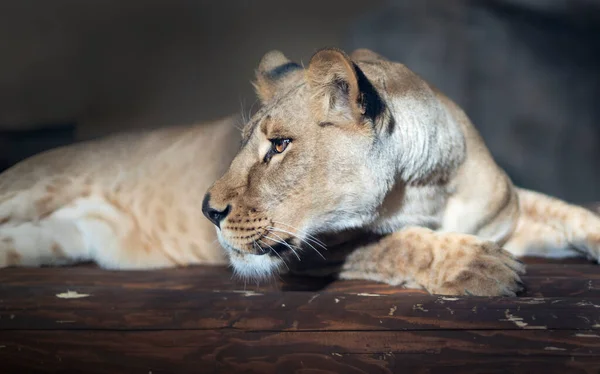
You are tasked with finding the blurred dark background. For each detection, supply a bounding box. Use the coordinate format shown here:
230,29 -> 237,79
0,0 -> 598,203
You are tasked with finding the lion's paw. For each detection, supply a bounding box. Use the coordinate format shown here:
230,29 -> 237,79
429,241 -> 526,297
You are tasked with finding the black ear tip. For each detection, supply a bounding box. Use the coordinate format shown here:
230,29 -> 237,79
258,50 -> 290,73
265,62 -> 302,80
254,50 -> 302,102
258,50 -> 301,79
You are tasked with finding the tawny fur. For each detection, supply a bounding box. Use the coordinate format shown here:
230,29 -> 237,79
1,48 -> 598,297
0,117 -> 240,269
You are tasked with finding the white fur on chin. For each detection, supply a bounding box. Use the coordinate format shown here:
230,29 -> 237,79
217,231 -> 282,280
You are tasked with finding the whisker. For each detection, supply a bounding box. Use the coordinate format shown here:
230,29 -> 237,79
232,109 -> 245,132
270,220 -> 326,243
259,238 -> 300,262
257,239 -> 275,253
263,233 -> 302,261
239,99 -> 246,124
270,221 -> 327,249
268,225 -> 327,251
232,98 -> 248,132
252,240 -> 266,254
270,221 -> 327,248
263,242 -> 289,270
264,232 -> 301,250
248,98 -> 259,120
268,227 -> 326,260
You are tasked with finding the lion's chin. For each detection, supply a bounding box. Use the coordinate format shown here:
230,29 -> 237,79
228,251 -> 283,281
216,232 -> 284,281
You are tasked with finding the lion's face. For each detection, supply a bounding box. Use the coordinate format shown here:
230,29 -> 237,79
203,49 -> 399,279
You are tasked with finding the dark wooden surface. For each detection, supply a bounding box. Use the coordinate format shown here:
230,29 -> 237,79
1,257 -> 599,374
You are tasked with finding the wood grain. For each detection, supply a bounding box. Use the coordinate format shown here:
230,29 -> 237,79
1,330 -> 600,374
1,256 -> 600,372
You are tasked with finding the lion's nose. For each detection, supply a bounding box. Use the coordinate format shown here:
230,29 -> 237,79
202,193 -> 231,229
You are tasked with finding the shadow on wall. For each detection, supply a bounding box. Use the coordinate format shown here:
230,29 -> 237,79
345,0 -> 600,203
0,0 -> 380,138
0,0 -> 598,203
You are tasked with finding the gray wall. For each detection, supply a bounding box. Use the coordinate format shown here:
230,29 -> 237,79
0,0 -> 380,138
1,0 -> 598,203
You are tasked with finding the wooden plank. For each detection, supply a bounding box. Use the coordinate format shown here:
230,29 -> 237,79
2,263 -> 599,287
0,272 -> 596,311
5,274 -> 599,306
2,286 -> 600,331
1,330 -> 599,374
1,266 -> 599,311
522,264 -> 600,278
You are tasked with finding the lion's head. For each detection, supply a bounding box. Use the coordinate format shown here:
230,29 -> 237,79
202,48 -> 463,279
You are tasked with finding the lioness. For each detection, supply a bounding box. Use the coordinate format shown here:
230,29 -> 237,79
1,48 -> 598,296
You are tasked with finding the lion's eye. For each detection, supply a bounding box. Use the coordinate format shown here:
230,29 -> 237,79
271,138 -> 291,154
264,138 -> 292,163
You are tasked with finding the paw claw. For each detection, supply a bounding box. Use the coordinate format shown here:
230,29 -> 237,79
429,240 -> 527,297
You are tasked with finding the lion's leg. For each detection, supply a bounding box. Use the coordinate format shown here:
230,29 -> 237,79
0,184 -> 89,267
0,193 -> 178,269
339,226 -> 525,296
0,219 -> 88,267
504,188 -> 600,262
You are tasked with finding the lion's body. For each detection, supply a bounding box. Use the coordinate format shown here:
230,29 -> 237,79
0,117 -> 239,268
1,48 -> 598,296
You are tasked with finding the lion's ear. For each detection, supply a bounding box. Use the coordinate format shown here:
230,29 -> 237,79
253,50 -> 302,103
306,48 -> 365,124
